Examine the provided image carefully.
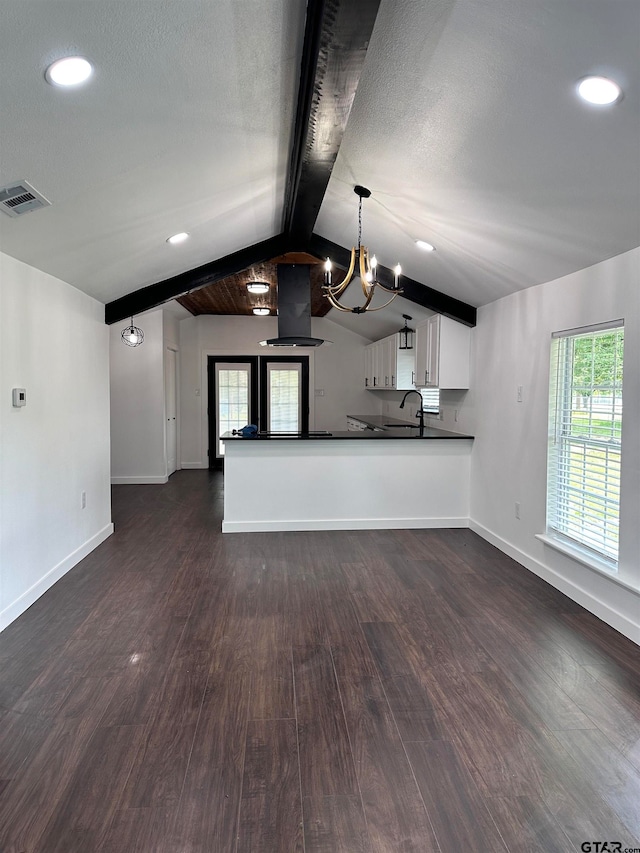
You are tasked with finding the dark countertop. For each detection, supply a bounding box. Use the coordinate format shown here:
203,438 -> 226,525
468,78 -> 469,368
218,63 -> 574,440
347,414 -> 473,439
222,415 -> 473,441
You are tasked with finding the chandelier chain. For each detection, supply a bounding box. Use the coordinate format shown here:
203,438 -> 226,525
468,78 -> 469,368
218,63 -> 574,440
357,196 -> 363,249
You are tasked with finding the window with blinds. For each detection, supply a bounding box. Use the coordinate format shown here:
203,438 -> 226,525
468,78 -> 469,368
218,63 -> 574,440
546,320 -> 624,567
216,366 -> 250,456
420,388 -> 440,413
267,364 -> 301,433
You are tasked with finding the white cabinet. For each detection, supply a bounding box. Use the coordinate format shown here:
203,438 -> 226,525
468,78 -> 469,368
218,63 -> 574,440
364,339 -> 383,389
364,345 -> 374,389
364,334 -> 414,391
415,315 -> 471,389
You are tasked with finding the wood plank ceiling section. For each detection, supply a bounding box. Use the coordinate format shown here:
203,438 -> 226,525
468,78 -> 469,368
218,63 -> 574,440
176,253 -> 339,317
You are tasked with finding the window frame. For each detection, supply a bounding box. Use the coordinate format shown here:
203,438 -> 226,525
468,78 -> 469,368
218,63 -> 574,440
545,319 -> 624,572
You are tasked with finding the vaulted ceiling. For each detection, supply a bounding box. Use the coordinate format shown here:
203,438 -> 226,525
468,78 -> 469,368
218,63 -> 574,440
0,0 -> 638,339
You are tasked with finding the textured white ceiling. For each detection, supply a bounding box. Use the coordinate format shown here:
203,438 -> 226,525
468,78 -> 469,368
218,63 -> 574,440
317,0 -> 640,312
0,0 -> 305,303
0,0 -> 637,319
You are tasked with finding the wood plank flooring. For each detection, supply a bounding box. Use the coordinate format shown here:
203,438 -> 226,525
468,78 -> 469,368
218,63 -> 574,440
1,469 -> 639,852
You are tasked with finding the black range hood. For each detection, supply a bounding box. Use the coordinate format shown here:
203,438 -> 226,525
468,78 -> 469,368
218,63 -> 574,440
259,264 -> 328,347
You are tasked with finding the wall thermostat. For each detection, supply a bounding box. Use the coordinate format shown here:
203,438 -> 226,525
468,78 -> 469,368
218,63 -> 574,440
12,388 -> 26,407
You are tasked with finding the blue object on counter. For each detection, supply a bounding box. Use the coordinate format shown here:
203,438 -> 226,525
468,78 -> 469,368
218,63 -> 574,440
232,424 -> 258,437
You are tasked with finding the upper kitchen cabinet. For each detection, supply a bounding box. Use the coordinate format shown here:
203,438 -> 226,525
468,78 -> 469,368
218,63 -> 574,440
415,315 -> 471,389
364,334 -> 414,391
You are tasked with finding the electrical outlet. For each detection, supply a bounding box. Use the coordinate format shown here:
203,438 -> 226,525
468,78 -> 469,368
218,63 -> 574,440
81,491 -> 87,509
515,501 -> 520,519
517,385 -> 523,402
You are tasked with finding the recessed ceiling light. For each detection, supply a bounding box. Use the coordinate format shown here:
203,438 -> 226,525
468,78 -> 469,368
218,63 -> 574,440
416,240 -> 436,252
252,307 -> 270,316
45,56 -> 93,87
166,232 -> 189,245
247,282 -> 270,294
577,76 -> 622,105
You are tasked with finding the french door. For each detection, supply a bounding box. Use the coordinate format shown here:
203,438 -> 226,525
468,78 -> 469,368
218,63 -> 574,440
259,356 -> 309,434
207,356 -> 309,467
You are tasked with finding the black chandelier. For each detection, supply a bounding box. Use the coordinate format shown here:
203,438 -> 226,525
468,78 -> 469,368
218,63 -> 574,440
121,317 -> 144,347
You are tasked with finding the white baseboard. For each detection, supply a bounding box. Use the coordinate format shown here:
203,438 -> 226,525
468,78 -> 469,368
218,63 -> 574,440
469,519 -> 640,645
180,462 -> 208,469
0,523 -> 114,633
111,475 -> 168,485
222,516 -> 470,534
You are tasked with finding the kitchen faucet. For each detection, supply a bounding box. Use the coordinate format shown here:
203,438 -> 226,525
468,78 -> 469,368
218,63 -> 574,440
399,389 -> 425,436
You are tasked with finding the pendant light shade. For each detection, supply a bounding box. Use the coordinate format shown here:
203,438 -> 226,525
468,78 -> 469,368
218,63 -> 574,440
121,317 -> 144,347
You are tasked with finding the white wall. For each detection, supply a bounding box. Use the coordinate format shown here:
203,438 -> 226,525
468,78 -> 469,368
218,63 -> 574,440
111,306 -> 182,484
179,314 -> 375,467
0,251 -> 112,631
109,308 -> 171,484
470,248 -> 640,643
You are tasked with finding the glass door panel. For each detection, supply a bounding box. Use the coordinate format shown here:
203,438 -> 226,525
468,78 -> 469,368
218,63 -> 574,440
215,363 -> 251,457
267,363 -> 301,433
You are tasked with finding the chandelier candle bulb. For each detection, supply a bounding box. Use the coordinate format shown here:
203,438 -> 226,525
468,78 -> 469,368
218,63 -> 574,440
324,258 -> 332,286
394,264 -> 402,288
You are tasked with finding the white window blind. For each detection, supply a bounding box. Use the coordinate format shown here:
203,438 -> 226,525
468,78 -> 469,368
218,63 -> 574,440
267,364 -> 301,432
420,388 -> 440,413
216,366 -> 250,456
546,321 -> 624,566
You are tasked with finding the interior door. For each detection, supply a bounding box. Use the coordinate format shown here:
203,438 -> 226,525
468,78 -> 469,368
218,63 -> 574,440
165,348 -> 178,476
207,357 -> 258,467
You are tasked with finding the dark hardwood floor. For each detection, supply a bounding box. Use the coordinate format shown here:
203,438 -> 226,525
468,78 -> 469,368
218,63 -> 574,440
1,469 -> 639,852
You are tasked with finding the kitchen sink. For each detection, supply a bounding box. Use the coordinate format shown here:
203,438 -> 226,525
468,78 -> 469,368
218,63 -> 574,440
383,423 -> 418,428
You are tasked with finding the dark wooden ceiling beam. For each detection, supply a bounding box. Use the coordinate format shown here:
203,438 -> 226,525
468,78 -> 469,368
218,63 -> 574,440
104,233 -> 288,324
283,0 -> 383,247
309,233 -> 477,327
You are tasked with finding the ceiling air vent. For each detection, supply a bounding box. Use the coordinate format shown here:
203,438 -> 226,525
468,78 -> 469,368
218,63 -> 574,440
0,180 -> 51,218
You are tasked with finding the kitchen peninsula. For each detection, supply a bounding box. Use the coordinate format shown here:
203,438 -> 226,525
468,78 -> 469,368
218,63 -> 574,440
222,419 -> 473,533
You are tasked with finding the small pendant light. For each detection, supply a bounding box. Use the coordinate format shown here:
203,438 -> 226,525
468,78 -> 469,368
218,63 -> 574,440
121,317 -> 144,347
398,314 -> 414,350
